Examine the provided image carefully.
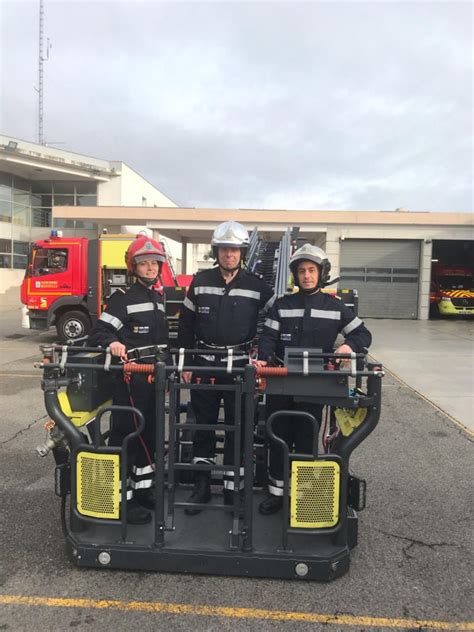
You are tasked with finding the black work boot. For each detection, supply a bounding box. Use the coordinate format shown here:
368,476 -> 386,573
184,472 -> 211,516
126,498 -> 152,524
258,494 -> 283,515
135,487 -> 155,511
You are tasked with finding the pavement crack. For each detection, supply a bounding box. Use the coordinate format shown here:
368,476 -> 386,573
0,415 -> 47,445
373,526 -> 457,550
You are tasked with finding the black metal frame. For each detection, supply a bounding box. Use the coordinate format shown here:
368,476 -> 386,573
38,344 -> 383,581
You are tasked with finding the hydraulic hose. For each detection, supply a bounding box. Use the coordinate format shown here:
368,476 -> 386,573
255,366 -> 288,377
43,390 -> 83,450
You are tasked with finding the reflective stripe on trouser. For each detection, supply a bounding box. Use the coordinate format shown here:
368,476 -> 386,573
131,463 -> 155,490
223,467 -> 245,490
268,476 -> 284,497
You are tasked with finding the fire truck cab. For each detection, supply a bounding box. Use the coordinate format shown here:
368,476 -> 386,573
430,264 -> 474,317
21,232 -> 191,342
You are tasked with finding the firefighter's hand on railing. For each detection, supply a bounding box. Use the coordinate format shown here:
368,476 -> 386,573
334,344 -> 353,368
109,341 -> 128,361
253,360 -> 267,369
181,371 -> 193,384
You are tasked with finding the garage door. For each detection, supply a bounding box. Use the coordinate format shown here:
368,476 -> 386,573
339,239 -> 420,318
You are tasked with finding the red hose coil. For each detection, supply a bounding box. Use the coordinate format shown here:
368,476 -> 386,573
122,362 -> 155,374
256,367 -> 288,377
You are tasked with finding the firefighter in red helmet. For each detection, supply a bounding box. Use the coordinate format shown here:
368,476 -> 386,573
88,236 -> 169,524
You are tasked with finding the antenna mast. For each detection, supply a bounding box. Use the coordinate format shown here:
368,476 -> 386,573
38,0 -> 45,145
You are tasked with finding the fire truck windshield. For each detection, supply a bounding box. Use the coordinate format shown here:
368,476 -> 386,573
31,248 -> 68,276
438,275 -> 473,290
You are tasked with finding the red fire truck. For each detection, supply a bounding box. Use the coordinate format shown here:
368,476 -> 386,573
430,264 -> 473,317
21,232 -> 192,342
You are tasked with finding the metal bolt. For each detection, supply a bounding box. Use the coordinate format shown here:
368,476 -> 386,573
98,551 -> 111,566
295,562 -> 309,577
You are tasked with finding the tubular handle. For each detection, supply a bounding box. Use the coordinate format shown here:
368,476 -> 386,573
122,362 -> 155,374
256,367 -> 288,377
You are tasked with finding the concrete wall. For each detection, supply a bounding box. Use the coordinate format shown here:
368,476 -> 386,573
97,175 -> 122,206
118,164 -> 177,208
0,270 -> 24,295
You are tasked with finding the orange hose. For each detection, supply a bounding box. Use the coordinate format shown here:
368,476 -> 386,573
122,362 -> 155,374
256,366 -> 288,377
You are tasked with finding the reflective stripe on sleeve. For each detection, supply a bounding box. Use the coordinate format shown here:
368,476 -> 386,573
310,309 -> 341,320
264,318 -> 280,331
228,289 -> 261,300
342,316 -> 362,334
194,286 -> 225,296
278,308 -> 305,318
99,311 -> 123,330
183,296 -> 195,311
127,302 -> 154,314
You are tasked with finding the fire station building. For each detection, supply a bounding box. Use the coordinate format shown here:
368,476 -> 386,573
1,134 -> 472,320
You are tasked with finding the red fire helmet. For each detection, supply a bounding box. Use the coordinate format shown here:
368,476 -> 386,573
125,237 -> 166,273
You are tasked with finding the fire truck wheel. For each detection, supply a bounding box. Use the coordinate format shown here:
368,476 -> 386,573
56,310 -> 91,343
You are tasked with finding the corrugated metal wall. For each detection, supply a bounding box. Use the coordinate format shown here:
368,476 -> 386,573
340,239 -> 420,318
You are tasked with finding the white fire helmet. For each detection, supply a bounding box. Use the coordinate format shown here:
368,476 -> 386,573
289,243 -> 331,287
211,221 -> 250,259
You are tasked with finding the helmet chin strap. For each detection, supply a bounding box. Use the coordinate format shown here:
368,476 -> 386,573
136,274 -> 159,287
299,284 -> 319,294
218,263 -> 241,273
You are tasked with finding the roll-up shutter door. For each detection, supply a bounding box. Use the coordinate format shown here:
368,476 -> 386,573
340,239 -> 420,318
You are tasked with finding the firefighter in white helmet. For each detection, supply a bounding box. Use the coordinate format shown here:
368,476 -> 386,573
256,243 -> 372,515
178,221 -> 275,515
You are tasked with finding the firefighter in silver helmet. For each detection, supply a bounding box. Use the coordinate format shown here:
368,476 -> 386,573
255,243 -> 372,515
178,221 -> 275,515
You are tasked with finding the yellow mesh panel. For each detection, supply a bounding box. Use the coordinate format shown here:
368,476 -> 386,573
76,452 -> 120,519
290,460 -> 340,528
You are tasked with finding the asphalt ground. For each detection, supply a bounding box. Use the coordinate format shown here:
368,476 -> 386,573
0,301 -> 473,631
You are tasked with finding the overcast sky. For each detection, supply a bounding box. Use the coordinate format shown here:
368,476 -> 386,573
1,0 -> 472,212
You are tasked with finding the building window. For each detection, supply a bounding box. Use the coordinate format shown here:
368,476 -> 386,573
12,203 -> 30,226
0,239 -> 12,269
13,241 -> 30,270
76,194 -> 97,206
31,208 -> 52,227
0,199 -> 12,223
75,182 -> 97,194
54,194 -> 75,206
0,174 -> 98,235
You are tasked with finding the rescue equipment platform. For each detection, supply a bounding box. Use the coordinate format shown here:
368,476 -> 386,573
37,345 -> 383,582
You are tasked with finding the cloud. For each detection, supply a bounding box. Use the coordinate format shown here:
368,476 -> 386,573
1,0 -> 472,212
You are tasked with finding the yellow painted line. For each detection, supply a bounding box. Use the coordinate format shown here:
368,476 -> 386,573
0,373 -> 39,378
368,356 -> 474,438
0,595 -> 472,630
